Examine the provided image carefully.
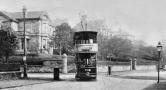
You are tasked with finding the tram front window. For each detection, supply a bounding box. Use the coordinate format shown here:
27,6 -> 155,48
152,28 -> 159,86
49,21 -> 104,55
75,39 -> 94,44
78,53 -> 96,67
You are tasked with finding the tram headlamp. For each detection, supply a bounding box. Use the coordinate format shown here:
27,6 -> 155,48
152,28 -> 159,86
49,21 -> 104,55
81,65 -> 85,68
86,72 -> 90,76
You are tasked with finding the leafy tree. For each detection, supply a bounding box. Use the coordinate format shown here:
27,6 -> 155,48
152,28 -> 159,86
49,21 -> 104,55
106,36 -> 133,59
97,32 -> 158,62
28,40 -> 39,54
137,46 -> 158,60
0,26 -> 18,63
97,32 -> 108,60
51,23 -> 74,55
130,40 -> 158,61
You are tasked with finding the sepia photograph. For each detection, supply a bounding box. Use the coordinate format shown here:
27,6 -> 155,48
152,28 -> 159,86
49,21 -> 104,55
0,0 -> 166,90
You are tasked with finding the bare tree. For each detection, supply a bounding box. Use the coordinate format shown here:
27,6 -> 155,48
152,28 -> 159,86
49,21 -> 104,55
51,23 -> 74,55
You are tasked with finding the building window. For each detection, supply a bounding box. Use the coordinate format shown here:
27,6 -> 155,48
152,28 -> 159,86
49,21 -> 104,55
43,39 -> 46,49
43,23 -> 46,33
21,38 -> 24,50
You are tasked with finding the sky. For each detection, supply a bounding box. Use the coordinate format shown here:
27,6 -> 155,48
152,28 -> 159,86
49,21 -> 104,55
0,0 -> 166,46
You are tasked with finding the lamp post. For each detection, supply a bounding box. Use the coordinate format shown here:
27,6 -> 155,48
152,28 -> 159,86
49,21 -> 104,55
156,42 -> 162,83
22,6 -> 27,78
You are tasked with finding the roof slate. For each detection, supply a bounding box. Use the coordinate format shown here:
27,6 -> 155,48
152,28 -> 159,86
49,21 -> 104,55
0,11 -> 48,21
11,11 -> 46,19
0,11 -> 17,21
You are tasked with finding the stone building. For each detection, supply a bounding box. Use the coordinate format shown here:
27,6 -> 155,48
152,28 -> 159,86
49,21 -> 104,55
0,11 -> 55,55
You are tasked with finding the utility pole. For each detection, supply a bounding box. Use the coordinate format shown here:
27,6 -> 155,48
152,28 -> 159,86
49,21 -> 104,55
22,6 -> 28,78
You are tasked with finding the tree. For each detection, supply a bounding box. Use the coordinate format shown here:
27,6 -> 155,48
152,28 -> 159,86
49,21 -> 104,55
51,23 -> 74,55
97,32 -> 109,60
28,40 -> 39,54
130,40 -> 159,61
137,46 -> 158,60
106,36 -> 133,59
0,26 -> 18,63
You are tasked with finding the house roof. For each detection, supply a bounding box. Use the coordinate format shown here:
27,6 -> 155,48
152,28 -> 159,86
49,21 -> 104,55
11,11 -> 48,19
0,11 -> 49,21
0,11 -> 17,21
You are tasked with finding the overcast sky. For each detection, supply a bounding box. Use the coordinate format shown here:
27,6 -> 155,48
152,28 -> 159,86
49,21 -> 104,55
0,0 -> 166,46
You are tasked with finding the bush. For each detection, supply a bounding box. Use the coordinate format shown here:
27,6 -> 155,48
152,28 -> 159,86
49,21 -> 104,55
0,63 -> 20,72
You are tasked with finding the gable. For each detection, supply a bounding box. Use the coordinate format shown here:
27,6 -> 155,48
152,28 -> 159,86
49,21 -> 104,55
0,15 -> 10,22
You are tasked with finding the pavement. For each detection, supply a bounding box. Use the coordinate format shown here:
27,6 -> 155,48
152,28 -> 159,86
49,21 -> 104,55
0,70 -> 166,90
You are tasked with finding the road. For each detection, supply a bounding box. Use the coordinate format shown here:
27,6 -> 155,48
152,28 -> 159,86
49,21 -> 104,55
2,71 -> 166,90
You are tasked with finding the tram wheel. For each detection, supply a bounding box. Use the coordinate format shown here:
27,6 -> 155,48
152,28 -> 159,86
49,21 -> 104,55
75,77 -> 80,81
93,78 -> 97,81
91,77 -> 97,81
75,76 -> 80,81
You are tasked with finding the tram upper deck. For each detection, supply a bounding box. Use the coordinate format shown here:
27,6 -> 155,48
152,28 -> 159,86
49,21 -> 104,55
73,31 -> 98,53
74,31 -> 97,44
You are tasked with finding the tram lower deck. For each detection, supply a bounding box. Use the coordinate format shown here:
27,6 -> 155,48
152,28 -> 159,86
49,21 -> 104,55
75,53 -> 97,80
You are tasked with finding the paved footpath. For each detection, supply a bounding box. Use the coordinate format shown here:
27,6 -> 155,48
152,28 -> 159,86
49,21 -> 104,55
1,70 -> 166,90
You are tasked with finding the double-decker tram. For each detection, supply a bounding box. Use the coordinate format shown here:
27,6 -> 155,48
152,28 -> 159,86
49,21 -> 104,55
74,31 -> 98,80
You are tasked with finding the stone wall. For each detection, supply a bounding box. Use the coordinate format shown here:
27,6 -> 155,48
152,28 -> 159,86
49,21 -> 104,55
97,65 -> 157,73
21,65 -> 75,73
0,64 -> 21,80
97,65 -> 130,73
0,71 -> 21,80
23,64 -> 157,73
21,66 -> 55,73
136,65 -> 157,71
